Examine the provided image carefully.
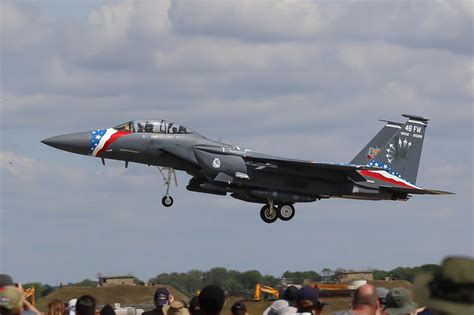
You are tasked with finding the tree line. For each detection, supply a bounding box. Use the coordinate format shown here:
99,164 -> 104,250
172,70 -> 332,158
148,268 -> 322,296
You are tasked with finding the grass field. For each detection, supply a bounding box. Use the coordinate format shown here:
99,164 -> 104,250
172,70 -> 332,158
37,280 -> 413,315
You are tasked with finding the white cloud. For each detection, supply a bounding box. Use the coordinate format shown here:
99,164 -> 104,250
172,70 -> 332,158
169,0 -> 324,41
1,1 -> 52,53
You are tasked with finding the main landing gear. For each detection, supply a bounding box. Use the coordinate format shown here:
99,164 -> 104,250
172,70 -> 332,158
260,200 -> 296,223
158,167 -> 177,207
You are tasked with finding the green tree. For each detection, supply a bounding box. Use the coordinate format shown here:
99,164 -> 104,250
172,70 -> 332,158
73,279 -> 98,287
372,269 -> 389,280
282,271 -> 321,284
41,284 -> 54,297
203,268 -> 228,288
261,275 -> 279,287
239,270 -> 262,290
321,268 -> 333,281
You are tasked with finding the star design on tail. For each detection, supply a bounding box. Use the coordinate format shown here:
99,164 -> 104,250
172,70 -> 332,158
386,136 -> 411,163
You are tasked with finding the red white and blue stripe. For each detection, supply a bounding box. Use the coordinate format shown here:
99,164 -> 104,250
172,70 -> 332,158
89,128 -> 131,157
360,160 -> 420,189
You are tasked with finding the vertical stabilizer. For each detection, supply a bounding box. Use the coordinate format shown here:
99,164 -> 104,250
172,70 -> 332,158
350,120 -> 403,165
368,114 -> 429,184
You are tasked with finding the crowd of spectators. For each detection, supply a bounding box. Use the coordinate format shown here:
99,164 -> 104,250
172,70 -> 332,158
1,256 -> 472,315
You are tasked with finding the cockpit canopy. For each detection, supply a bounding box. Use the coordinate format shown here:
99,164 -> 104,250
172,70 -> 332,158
114,120 -> 192,134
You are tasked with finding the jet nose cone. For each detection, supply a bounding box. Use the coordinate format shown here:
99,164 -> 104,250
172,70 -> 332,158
41,132 -> 91,155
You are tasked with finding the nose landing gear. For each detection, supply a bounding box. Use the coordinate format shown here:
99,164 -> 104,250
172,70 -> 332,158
158,167 -> 177,207
161,195 -> 174,207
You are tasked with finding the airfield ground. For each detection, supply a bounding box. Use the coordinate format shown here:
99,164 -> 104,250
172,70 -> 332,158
37,280 -> 413,315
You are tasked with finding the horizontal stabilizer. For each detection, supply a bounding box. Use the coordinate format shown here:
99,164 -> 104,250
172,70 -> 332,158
401,114 -> 430,123
380,185 -> 454,195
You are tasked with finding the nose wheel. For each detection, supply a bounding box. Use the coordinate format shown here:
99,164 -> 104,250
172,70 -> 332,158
158,167 -> 177,207
162,196 -> 174,207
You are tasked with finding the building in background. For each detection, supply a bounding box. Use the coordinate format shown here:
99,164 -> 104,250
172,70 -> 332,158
98,274 -> 135,287
334,271 -> 373,283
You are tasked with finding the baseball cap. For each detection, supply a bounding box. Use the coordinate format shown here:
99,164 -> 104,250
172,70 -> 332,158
414,256 -> 474,315
0,286 -> 24,312
384,287 -> 417,315
296,286 -> 319,306
0,275 -> 14,287
154,288 -> 170,306
68,298 -> 78,315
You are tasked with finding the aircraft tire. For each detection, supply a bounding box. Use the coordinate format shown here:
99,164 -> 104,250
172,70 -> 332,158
278,204 -> 295,221
162,196 -> 174,207
260,205 -> 278,223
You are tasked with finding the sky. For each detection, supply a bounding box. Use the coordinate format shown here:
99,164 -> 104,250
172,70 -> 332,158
0,0 -> 473,285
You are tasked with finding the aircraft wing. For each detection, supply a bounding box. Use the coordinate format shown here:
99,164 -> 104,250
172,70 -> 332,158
243,154 -> 369,182
379,186 -> 455,195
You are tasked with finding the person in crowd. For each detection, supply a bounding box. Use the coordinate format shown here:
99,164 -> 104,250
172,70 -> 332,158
188,297 -> 200,315
0,285 -> 24,315
198,285 -> 225,315
163,301 -> 190,315
46,299 -> 66,315
100,304 -> 116,315
75,295 -> 96,315
230,301 -> 248,315
375,287 -> 389,310
0,275 -> 40,315
414,256 -> 473,315
67,299 -> 77,315
351,284 -> 382,315
263,286 -> 298,315
266,300 -> 293,315
282,286 -> 299,309
295,285 -> 324,315
143,288 -> 174,315
384,287 -> 417,315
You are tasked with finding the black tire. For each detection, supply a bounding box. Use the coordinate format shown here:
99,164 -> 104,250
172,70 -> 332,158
260,205 -> 278,223
162,196 -> 174,207
278,204 -> 295,221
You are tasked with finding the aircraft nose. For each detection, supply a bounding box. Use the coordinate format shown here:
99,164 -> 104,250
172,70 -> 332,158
41,132 -> 91,155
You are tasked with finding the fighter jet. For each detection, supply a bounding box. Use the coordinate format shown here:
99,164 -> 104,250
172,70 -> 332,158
42,114 -> 453,223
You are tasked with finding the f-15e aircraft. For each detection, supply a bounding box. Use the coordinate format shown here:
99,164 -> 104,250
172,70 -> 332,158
42,114 -> 452,223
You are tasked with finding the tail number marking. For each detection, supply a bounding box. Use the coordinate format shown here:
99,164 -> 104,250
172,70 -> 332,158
405,125 -> 422,134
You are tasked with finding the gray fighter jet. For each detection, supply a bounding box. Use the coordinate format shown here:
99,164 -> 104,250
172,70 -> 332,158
42,114 -> 453,223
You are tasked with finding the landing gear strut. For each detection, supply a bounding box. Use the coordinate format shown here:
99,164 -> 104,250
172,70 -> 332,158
260,200 -> 296,223
158,167 -> 177,207
260,200 -> 278,224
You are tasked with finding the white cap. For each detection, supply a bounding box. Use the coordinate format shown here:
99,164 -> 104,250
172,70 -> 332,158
68,298 -> 77,315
